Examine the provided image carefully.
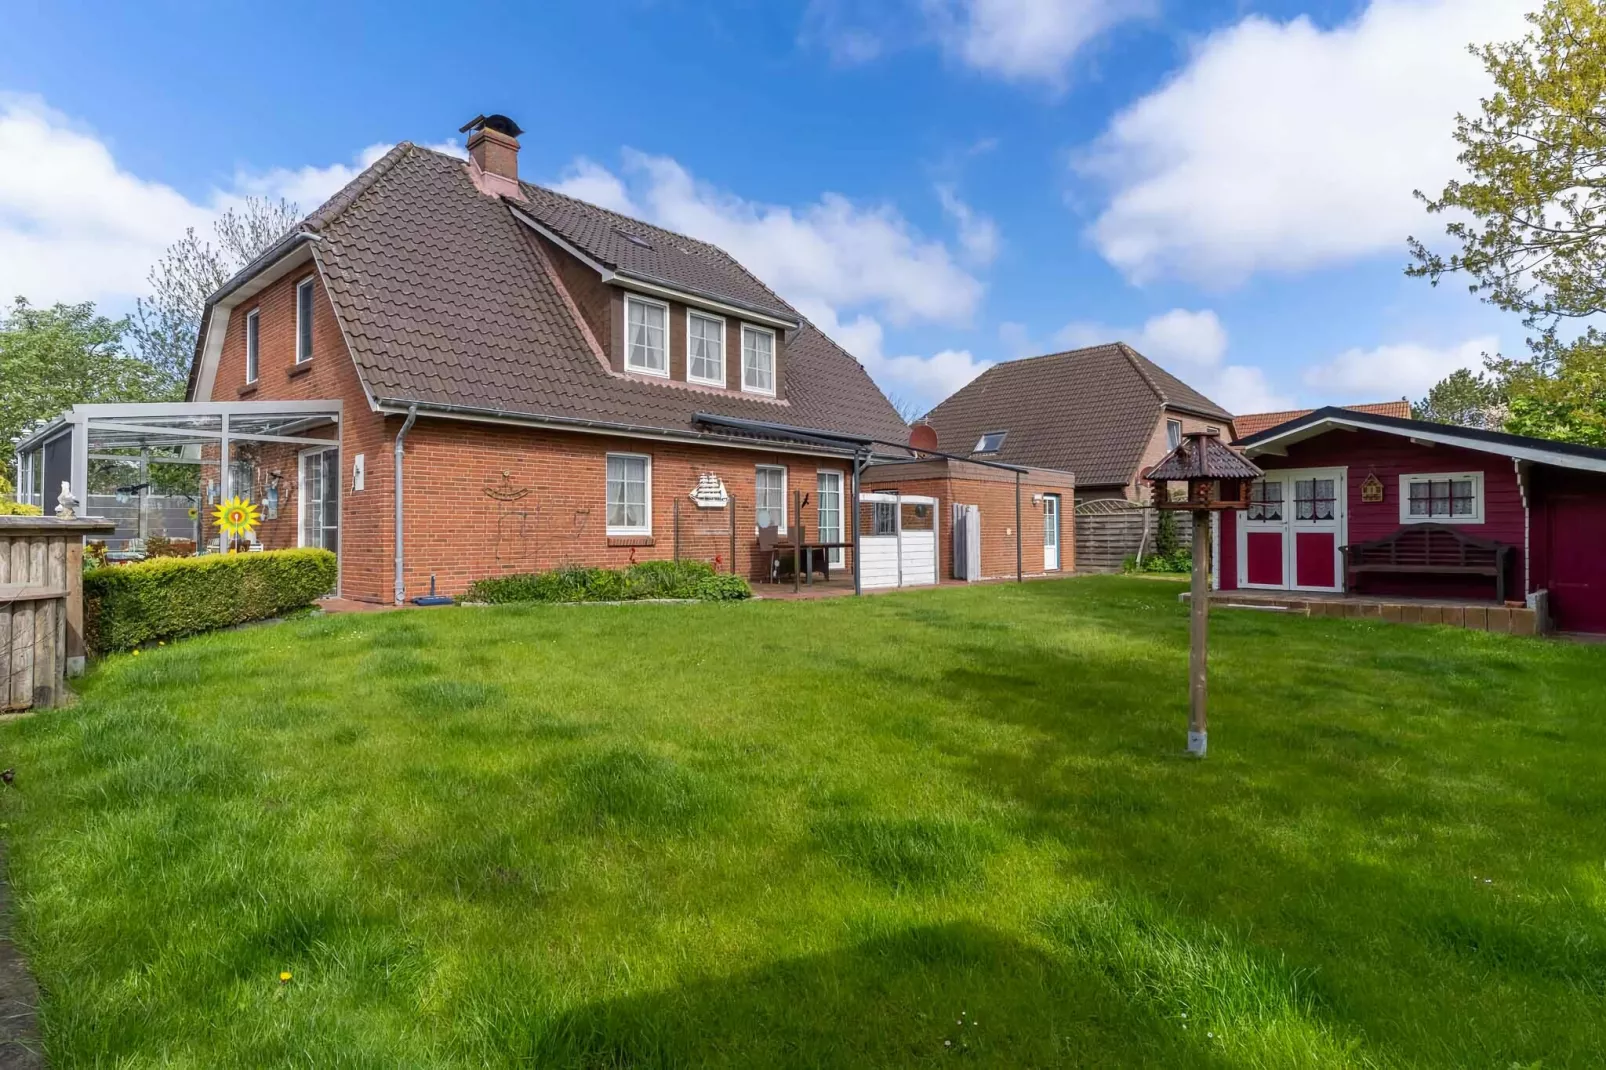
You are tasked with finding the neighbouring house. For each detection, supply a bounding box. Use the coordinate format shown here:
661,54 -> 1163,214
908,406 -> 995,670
922,343 -> 1236,504
11,114 -> 1078,603
1220,406 -> 1606,634
1233,400 -> 1410,439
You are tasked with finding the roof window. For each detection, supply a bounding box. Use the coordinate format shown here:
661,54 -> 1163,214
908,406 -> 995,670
614,228 -> 653,249
974,431 -> 1007,453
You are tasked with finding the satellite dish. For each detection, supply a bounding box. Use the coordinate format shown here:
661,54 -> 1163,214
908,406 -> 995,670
908,423 -> 939,454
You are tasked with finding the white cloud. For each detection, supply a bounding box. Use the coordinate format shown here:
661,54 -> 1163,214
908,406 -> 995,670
1054,307 -> 1291,413
1303,336 -> 1492,401
927,0 -> 1150,86
0,94 -> 449,308
936,184 -> 1001,264
550,151 -> 989,407
1081,0 -> 1529,284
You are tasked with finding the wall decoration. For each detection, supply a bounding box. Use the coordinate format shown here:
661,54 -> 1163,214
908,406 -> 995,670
689,472 -> 729,508
213,496 -> 260,547
1361,471 -> 1385,504
484,471 -> 535,569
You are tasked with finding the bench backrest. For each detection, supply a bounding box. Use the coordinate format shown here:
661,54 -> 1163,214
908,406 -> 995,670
1345,524 -> 1505,568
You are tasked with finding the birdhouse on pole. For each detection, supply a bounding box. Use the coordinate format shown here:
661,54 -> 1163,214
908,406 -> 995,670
1144,430 -> 1263,757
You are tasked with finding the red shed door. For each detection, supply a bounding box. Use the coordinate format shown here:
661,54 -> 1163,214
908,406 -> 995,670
1547,492 -> 1606,633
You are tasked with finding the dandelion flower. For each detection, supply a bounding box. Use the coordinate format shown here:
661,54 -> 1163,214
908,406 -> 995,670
279,971 -> 292,983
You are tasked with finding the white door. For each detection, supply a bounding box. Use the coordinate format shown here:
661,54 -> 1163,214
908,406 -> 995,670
1044,494 -> 1061,571
1236,468 -> 1345,591
817,471 -> 844,567
299,447 -> 340,552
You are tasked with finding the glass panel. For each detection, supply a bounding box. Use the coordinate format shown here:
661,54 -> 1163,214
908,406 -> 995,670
297,281 -> 314,362
689,314 -> 723,382
743,329 -> 775,392
873,501 -> 896,535
246,311 -> 259,382
1167,420 -> 1182,450
627,300 -> 666,372
1248,479 -> 1283,522
606,456 -> 648,531
756,467 -> 785,529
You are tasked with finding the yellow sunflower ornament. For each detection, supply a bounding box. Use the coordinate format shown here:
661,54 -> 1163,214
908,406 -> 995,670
213,496 -> 261,545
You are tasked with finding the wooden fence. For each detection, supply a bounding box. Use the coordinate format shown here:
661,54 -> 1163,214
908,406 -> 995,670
0,517 -> 115,711
1073,499 -> 1152,573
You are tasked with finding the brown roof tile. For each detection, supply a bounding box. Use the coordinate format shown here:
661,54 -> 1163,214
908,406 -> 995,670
1233,400 -> 1410,440
294,144 -> 905,444
922,343 -> 1233,488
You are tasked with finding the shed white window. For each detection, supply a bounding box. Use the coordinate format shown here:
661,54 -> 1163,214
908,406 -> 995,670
755,465 -> 787,532
625,295 -> 669,376
742,325 -> 776,395
687,311 -> 725,386
295,277 -> 315,363
245,308 -> 260,383
1400,472 -> 1483,524
606,453 -> 652,534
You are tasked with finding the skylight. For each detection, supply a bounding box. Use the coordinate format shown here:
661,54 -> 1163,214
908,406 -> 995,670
613,228 -> 653,249
974,431 -> 1007,453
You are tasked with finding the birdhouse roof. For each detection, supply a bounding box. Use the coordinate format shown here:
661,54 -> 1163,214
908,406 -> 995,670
1147,433 -> 1262,482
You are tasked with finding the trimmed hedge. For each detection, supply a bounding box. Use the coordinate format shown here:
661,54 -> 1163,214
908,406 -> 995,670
84,548 -> 337,654
0,501 -> 42,516
465,560 -> 751,605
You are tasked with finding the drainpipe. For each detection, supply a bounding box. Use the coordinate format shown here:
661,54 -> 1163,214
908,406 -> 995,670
1015,469 -> 1023,582
393,405 -> 418,605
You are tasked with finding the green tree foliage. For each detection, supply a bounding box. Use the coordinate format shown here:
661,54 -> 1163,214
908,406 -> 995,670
1412,368 -> 1506,428
1408,1 -> 1606,446
130,197 -> 301,396
0,298 -> 164,481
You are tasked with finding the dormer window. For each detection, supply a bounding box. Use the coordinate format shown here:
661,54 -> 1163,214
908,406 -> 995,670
742,325 -> 776,395
688,311 -> 725,386
625,294 -> 669,376
974,431 -> 1006,453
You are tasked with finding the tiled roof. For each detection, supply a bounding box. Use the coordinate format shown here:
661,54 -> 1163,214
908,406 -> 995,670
1234,400 -> 1410,440
291,144 -> 905,445
922,343 -> 1234,488
1148,433 -> 1262,482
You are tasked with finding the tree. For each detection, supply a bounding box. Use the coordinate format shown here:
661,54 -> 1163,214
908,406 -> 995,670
1413,368 -> 1506,428
130,197 -> 301,396
0,298 -> 164,481
1504,332 -> 1606,445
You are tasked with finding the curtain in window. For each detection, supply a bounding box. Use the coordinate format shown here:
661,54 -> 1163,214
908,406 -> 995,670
628,301 -> 667,372
689,314 -> 723,382
1247,479 -> 1283,521
1293,478 -> 1335,520
756,466 -> 785,529
1408,478 -> 1475,517
607,455 -> 649,531
743,329 -> 775,392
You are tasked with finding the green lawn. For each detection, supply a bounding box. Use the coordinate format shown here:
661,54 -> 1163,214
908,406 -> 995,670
2,577 -> 1605,1067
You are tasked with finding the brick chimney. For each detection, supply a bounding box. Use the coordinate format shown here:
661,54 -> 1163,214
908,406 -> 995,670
460,114 -> 525,200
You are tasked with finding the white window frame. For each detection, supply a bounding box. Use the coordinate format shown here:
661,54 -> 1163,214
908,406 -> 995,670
741,324 -> 777,396
1399,471 -> 1484,525
974,431 -> 1006,453
816,468 -> 845,567
1166,419 -> 1183,450
624,294 -> 671,378
686,309 -> 726,387
297,444 -> 340,551
244,308 -> 260,384
295,277 -> 315,364
755,464 -> 787,534
605,453 -> 653,536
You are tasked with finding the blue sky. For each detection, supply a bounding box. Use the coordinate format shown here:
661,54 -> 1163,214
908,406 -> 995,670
0,0 -> 1530,415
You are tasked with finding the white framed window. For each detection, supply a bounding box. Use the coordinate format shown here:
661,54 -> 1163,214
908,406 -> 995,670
295,277 -> 315,363
245,308 -> 260,383
742,325 -> 776,395
1166,419 -> 1183,450
606,453 -> 652,535
625,295 -> 669,376
974,431 -> 1006,453
1400,472 -> 1483,524
755,465 -> 787,532
298,446 -> 339,551
687,310 -> 725,386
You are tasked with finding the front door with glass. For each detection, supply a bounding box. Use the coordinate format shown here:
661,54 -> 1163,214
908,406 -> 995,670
1044,494 -> 1061,571
817,471 -> 844,567
1237,468 -> 1345,592
300,447 -> 340,553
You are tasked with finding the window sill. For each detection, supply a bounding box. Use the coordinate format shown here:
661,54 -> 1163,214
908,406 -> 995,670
238,382 -> 259,398
607,535 -> 655,547
288,361 -> 313,379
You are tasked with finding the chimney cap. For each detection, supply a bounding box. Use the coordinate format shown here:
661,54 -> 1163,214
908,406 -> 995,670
459,113 -> 524,139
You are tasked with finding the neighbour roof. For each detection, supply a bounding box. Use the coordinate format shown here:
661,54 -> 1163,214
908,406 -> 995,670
191,143 -> 907,448
1237,406 -> 1606,475
922,343 -> 1234,488
1234,400 -> 1410,439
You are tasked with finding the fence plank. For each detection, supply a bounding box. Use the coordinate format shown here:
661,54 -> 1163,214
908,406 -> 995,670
8,540 -> 30,710
0,537 -> 9,708
29,538 -> 50,708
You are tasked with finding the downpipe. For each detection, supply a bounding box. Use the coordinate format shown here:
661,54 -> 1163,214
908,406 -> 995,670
393,404 -> 418,605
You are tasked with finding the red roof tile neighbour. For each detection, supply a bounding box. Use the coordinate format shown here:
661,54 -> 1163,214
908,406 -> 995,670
922,343 -> 1233,489
1234,401 -> 1410,440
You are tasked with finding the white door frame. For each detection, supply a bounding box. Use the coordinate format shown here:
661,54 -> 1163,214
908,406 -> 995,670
1043,493 -> 1061,571
298,444 -> 340,552
816,468 -> 845,568
1236,467 -> 1348,592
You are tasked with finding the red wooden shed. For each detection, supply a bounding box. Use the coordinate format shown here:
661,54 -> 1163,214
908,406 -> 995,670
1218,407 -> 1606,634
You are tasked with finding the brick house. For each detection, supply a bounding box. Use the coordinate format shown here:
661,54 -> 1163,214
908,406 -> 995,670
921,343 -> 1236,505
176,115 -> 1073,602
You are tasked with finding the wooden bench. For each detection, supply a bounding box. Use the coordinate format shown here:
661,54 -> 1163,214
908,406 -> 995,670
1341,524 -> 1512,603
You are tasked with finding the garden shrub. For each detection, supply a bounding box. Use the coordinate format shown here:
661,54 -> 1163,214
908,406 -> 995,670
0,500 -> 42,516
1122,548 -> 1193,575
84,548 -> 338,655
464,560 -> 748,604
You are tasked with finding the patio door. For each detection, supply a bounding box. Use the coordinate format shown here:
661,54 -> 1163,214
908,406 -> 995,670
1044,494 -> 1061,571
1237,468 -> 1345,591
300,446 -> 340,552
817,470 -> 844,567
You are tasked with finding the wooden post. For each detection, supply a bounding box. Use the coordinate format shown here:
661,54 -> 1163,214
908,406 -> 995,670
792,488 -> 802,593
1188,509 -> 1210,757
